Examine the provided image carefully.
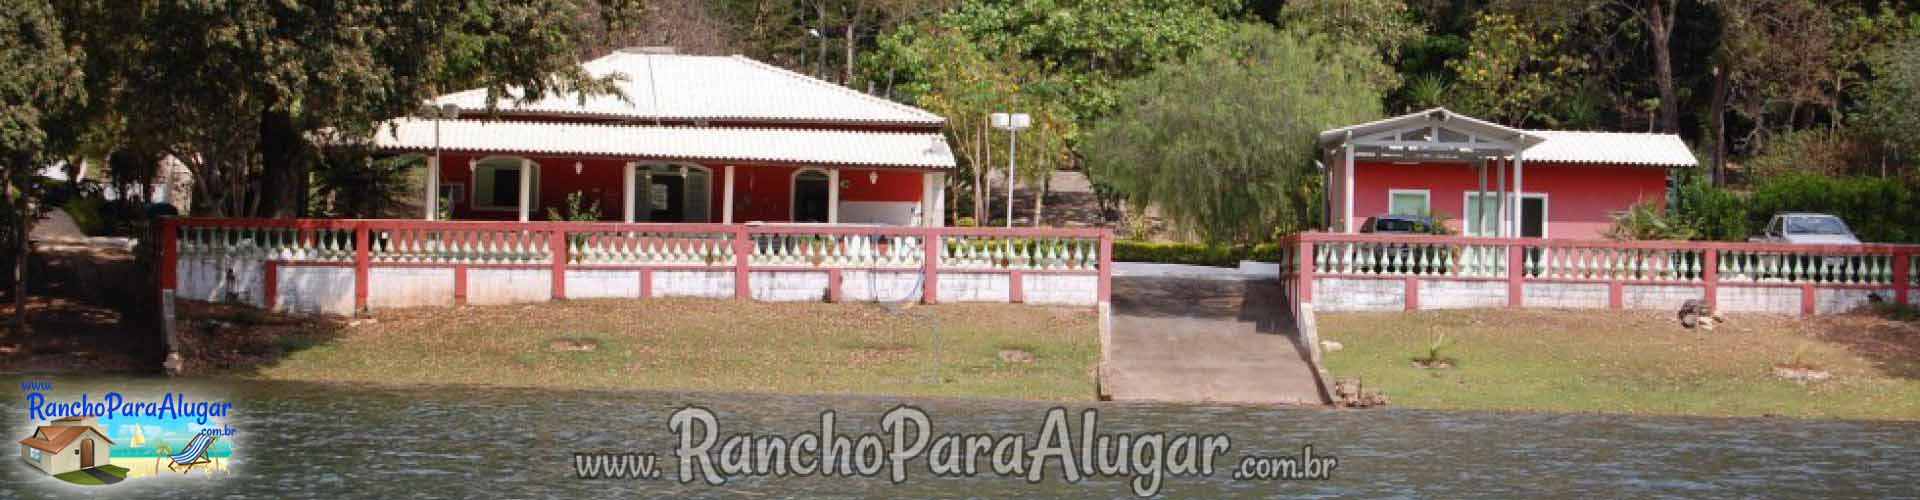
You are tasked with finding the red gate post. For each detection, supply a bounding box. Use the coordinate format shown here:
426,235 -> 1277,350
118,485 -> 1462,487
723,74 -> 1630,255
550,229 -> 567,300
158,218 -> 180,291
1296,239 -> 1315,303
1097,230 -> 1112,304
1895,249 -> 1911,307
1702,248 -> 1719,312
353,223 -> 370,314
922,229 -> 940,304
733,226 -> 751,300
1507,242 -> 1524,308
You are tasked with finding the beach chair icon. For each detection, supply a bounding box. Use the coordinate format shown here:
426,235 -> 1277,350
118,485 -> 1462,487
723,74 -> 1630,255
167,433 -> 218,473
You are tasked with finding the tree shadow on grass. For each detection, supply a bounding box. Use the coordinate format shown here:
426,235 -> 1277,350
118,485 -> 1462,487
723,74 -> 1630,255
169,301 -> 349,377
1804,310 -> 1920,380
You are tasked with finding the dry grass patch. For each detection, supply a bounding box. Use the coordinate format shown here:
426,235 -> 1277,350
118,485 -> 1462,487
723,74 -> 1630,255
209,299 -> 1098,401
1319,309 -> 1920,420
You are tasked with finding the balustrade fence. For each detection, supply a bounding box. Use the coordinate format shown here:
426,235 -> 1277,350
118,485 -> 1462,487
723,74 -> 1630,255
160,219 -> 1110,314
1277,232 -> 1918,316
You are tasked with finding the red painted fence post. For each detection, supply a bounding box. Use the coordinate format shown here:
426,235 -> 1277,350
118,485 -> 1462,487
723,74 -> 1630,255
550,229 -> 567,300
158,218 -> 179,291
1702,247 -> 1718,312
1507,242 -> 1524,308
733,226 -> 751,300
1895,249 -> 1911,307
922,228 -> 940,305
263,262 -> 279,312
353,223 -> 370,314
1296,239 -> 1314,304
1097,230 -> 1112,305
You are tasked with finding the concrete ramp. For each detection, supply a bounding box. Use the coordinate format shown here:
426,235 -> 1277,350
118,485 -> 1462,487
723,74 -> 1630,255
1101,271 -> 1325,405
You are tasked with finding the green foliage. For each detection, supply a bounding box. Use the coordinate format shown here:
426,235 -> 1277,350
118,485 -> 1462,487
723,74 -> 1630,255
1670,176 -> 1751,241
309,153 -> 419,219
1744,129 -> 1878,178
1111,240 -> 1286,267
60,197 -> 108,236
1446,12 -> 1588,125
547,191 -> 603,222
1604,201 -> 1697,241
1861,37 -> 1920,162
1087,24 -> 1387,244
1278,0 -> 1417,87
1746,173 -> 1920,243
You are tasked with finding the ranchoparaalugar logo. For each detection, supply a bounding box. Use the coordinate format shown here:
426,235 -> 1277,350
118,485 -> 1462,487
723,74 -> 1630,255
16,381 -> 237,486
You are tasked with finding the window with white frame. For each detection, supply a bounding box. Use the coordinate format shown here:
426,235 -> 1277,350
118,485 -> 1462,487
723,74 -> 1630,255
471,157 -> 539,211
1464,192 -> 1499,236
27,447 -> 41,462
1388,189 -> 1430,216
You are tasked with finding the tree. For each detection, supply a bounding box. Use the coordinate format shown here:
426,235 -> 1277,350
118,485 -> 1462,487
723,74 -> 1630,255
1447,12 -> 1590,125
1086,24 -> 1389,244
1861,37 -> 1920,172
1,0 -> 85,332
1279,0 -> 1422,88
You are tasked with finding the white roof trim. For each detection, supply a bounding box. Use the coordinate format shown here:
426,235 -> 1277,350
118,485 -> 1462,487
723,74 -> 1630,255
1518,130 -> 1697,167
1318,108 -> 1544,150
430,53 -> 944,126
372,118 -> 954,169
1319,108 -> 1696,167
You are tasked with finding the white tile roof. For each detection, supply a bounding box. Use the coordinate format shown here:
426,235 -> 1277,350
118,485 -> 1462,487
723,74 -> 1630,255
430,51 -> 943,126
373,118 -> 955,169
1521,130 -> 1697,167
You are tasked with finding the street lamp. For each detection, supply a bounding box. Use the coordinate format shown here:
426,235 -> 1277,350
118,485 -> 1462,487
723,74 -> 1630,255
418,103 -> 461,220
990,112 -> 1030,227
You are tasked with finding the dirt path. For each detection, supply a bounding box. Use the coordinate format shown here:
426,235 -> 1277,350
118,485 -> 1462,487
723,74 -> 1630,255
1102,268 -> 1325,405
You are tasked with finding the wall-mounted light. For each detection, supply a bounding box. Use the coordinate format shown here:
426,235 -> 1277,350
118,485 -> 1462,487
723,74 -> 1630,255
468,159 -> 477,173
574,161 -> 583,175
868,171 -> 879,184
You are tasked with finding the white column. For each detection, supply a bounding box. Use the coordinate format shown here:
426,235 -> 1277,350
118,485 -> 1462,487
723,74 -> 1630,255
622,163 -> 635,223
424,156 -> 440,221
827,168 -> 840,224
929,172 -> 947,227
1475,159 -> 1487,236
722,165 -> 736,224
1513,155 -> 1525,237
518,158 -> 533,222
1495,156 -> 1507,238
1342,142 -> 1355,233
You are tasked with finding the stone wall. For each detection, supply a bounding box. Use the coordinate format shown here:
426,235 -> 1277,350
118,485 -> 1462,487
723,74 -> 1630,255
278,266 -> 354,315
1521,282 -> 1607,309
1310,275 -> 1896,316
1421,280 -> 1507,309
1314,278 -> 1403,311
1717,286 -> 1800,314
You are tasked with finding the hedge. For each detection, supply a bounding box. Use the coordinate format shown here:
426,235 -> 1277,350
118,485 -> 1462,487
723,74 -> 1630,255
1112,240 -> 1286,267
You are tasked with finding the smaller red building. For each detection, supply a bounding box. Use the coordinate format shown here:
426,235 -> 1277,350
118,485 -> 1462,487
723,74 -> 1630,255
1319,108 -> 1696,239
373,47 -> 954,226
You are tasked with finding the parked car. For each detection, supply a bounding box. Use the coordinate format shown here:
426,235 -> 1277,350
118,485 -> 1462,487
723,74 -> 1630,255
1359,214 -> 1438,235
1749,213 -> 1861,245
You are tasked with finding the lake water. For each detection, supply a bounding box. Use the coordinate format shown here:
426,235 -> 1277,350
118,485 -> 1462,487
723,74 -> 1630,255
2,376 -> 1916,498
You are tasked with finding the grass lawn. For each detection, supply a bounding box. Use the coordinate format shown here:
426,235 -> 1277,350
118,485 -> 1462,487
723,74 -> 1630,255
53,465 -> 127,485
195,299 -> 1098,401
1319,309 -> 1920,420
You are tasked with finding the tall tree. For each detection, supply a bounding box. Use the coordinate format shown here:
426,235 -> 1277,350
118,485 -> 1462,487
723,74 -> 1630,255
1087,24 -> 1389,244
0,0 -> 85,332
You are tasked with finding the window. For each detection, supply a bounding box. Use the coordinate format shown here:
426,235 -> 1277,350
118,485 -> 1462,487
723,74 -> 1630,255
1388,189 -> 1430,216
27,447 -> 41,462
1464,192 -> 1500,236
438,183 -> 464,204
471,157 -> 539,211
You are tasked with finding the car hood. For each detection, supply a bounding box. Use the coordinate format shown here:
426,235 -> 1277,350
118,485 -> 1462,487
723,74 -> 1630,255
1782,234 -> 1861,244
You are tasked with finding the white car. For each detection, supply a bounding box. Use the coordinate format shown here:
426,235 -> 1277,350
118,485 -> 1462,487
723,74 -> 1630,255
1749,213 -> 1861,245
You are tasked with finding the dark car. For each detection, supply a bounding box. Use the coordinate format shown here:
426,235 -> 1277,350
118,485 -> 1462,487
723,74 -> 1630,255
1359,214 -> 1438,234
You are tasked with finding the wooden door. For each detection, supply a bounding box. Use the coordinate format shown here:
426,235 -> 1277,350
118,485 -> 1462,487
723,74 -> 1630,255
81,438 -> 94,468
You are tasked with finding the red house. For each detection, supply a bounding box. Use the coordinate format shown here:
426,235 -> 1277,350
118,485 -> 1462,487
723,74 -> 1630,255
372,47 -> 953,226
1319,108 -> 1696,239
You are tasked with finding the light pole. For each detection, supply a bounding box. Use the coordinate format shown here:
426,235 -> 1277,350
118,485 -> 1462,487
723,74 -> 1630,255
418,103 -> 461,220
990,112 -> 1030,227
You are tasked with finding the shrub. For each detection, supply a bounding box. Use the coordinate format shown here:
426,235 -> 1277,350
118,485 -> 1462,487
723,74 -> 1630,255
1670,176 -> 1750,241
1604,201 -> 1696,241
1112,240 -> 1286,267
60,197 -> 109,236
1747,173 -> 1920,243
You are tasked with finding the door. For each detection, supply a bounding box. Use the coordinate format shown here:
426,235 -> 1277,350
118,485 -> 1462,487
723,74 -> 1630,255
80,438 -> 94,468
793,171 -> 830,223
650,175 -> 685,222
1520,197 -> 1545,238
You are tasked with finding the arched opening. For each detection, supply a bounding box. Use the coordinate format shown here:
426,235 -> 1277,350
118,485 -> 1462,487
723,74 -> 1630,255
80,438 -> 94,468
471,156 -> 539,212
791,169 -> 830,223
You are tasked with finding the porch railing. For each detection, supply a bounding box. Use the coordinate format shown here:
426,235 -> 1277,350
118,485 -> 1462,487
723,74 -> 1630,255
1277,232 -> 1917,316
159,218 -> 1111,312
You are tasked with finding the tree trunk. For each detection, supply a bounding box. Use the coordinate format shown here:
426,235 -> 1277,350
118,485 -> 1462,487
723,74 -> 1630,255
1649,0 -> 1679,133
1032,172 -> 1046,227
843,20 -> 857,85
258,108 -> 305,218
10,207 -> 28,334
1710,66 -> 1728,186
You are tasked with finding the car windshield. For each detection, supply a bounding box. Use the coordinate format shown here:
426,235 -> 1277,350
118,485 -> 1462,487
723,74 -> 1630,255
1783,216 -> 1850,235
1376,219 -> 1427,233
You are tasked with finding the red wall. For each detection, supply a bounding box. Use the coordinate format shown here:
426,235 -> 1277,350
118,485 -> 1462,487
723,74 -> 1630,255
1352,160 -> 1669,238
433,153 -> 923,222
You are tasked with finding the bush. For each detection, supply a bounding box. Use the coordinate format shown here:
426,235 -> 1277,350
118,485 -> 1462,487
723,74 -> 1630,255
1747,173 -> 1920,243
1112,240 -> 1287,267
1671,176 -> 1750,241
60,197 -> 109,236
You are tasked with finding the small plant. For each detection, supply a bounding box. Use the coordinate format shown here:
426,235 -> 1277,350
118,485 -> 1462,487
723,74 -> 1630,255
436,194 -> 453,221
1604,201 -> 1696,241
546,191 -> 602,222
1412,333 -> 1455,369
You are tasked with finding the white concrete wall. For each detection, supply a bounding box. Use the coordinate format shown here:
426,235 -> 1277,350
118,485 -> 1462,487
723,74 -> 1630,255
842,271 -> 922,302
467,269 -> 551,305
750,271 -> 830,301
1717,286 -> 1800,314
1023,274 -> 1099,306
1622,284 -> 1701,310
565,270 -> 642,299
837,201 -> 917,225
367,268 -> 455,310
1522,282 -> 1608,309
1316,278 -> 1404,311
278,267 -> 355,315
938,272 -> 1011,302
1816,288 -> 1892,315
1419,280 -> 1506,310
654,270 -> 734,298
178,256 -> 266,307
